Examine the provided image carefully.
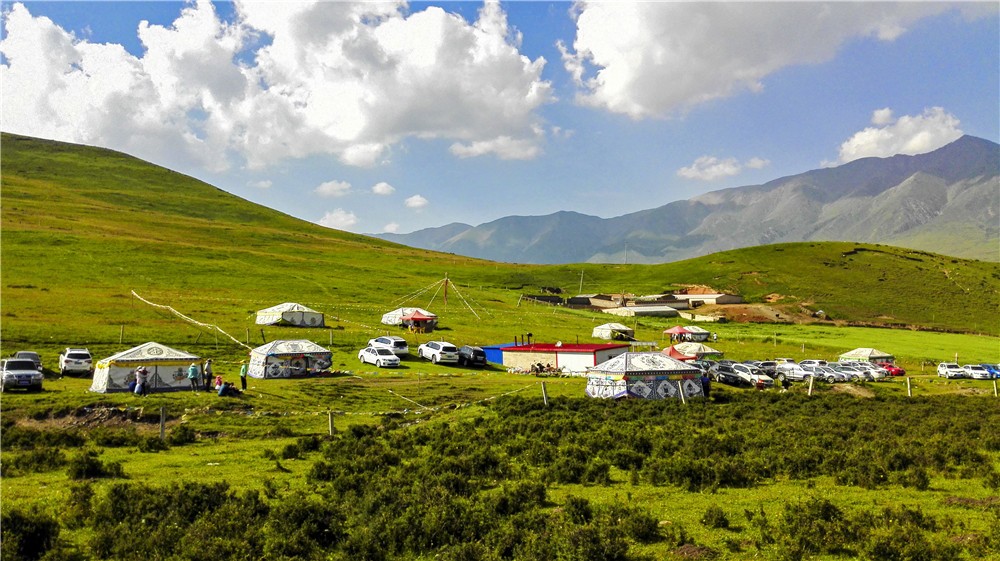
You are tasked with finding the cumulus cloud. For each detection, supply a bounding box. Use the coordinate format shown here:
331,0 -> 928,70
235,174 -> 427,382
314,179 -> 352,197
677,155 -> 770,181
836,107 -> 963,163
0,0 -> 553,175
371,181 -> 395,196
560,3 -> 955,119
404,194 -> 428,209
249,179 -> 272,189
382,222 -> 400,233
317,208 -> 358,230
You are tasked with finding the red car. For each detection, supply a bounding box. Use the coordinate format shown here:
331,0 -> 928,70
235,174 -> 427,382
876,362 -> 905,376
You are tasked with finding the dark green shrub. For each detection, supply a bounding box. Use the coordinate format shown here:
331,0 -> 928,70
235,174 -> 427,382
167,423 -> 196,445
67,450 -> 125,480
137,436 -> 169,453
6,447 -> 67,474
701,505 -> 730,529
0,508 -> 60,561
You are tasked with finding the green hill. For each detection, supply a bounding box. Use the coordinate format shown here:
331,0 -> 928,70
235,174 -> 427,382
2,133 -> 998,363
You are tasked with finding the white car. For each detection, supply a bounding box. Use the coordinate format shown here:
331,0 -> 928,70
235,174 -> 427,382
937,362 -> 964,379
962,364 -> 991,380
832,363 -> 866,381
799,359 -> 828,368
851,362 -> 888,381
417,341 -> 459,364
367,336 -> 409,357
775,363 -> 812,382
59,348 -> 93,375
358,346 -> 400,368
732,363 -> 774,388
1,358 -> 44,392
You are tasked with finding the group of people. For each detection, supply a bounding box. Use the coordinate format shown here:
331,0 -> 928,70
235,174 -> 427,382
183,358 -> 248,396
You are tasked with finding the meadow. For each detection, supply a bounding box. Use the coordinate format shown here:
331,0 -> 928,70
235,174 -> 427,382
2,133 -> 1000,560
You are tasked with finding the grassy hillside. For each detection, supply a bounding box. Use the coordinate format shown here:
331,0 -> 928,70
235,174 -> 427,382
2,132 -> 998,371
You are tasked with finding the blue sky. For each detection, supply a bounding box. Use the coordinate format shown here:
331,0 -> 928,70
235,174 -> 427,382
2,1 -> 997,234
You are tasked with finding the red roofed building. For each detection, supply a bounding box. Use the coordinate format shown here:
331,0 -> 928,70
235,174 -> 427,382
502,343 -> 629,375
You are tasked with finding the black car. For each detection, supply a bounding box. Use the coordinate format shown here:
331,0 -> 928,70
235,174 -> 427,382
713,364 -> 746,387
457,345 -> 487,367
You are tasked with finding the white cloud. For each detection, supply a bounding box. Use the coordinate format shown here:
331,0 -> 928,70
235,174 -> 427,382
248,179 -> 272,189
677,155 -> 769,181
404,194 -> 428,209
314,179 -> 352,197
372,181 -> 395,196
837,107 -> 963,163
317,208 -> 358,230
0,0 -> 553,175
561,3 -> 955,119
383,222 -> 400,233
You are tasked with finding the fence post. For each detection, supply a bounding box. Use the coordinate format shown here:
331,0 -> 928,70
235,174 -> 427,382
994,379 -> 998,398
159,406 -> 166,441
541,382 -> 549,406
677,381 -> 686,405
807,375 -> 814,396
907,377 -> 912,397
119,325 -> 125,344
328,411 -> 335,435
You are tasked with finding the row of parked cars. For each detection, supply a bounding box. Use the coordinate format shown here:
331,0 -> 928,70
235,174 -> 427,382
936,362 -> 999,380
691,358 -> 907,389
358,336 -> 487,369
1,348 -> 94,392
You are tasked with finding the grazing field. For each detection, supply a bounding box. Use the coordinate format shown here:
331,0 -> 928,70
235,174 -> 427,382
2,133 -> 1000,560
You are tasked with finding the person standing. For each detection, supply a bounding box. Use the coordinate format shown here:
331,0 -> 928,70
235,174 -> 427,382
135,366 -> 149,396
239,360 -> 248,391
187,362 -> 200,392
203,359 -> 214,391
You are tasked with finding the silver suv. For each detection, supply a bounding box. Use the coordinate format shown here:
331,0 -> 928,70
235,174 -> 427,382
59,348 -> 93,375
2,359 -> 44,392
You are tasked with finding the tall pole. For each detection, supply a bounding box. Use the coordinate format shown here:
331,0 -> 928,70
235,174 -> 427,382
579,271 -> 584,294
443,274 -> 448,306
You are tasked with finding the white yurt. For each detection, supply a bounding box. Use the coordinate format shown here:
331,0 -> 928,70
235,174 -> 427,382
585,352 -> 704,400
91,342 -> 200,393
255,303 -> 325,327
248,340 -> 333,379
591,322 -> 635,340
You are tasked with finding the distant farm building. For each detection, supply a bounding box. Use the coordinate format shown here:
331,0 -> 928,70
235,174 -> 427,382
669,293 -> 743,307
503,343 -> 629,375
603,305 -> 680,318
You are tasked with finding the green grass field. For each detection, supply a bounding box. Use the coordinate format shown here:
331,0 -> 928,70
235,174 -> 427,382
2,133 -> 1000,560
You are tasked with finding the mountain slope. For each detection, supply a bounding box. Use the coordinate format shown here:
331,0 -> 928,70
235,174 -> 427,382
376,136 -> 999,263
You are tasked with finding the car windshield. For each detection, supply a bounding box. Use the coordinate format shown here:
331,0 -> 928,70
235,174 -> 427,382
376,349 -> 394,356
393,341 -> 407,348
442,345 -> 457,352
67,353 -> 91,360
5,360 -> 37,370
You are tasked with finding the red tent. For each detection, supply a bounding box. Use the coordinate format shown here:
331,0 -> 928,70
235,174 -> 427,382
401,310 -> 436,322
663,326 -> 691,335
664,345 -> 697,361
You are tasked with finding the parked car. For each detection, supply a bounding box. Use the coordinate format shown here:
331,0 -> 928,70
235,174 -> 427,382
367,336 -> 409,356
12,351 -> 43,371
980,364 -> 1000,378
457,345 -> 487,367
962,364 -> 991,380
774,358 -> 796,364
731,363 -> 774,388
798,359 -> 828,368
1,358 -> 44,392
936,362 -> 964,379
358,346 -> 400,368
417,341 -> 459,364
875,362 -> 905,376
801,365 -> 840,383
832,363 -> 866,381
59,348 -> 93,375
851,362 -> 888,381
755,361 -> 778,376
712,364 -> 745,387
775,362 -> 813,382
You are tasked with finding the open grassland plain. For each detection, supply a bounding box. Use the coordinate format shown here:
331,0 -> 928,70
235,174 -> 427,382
2,134 -> 1000,560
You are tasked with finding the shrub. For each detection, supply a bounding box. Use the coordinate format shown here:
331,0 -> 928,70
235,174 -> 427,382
167,423 -> 196,445
67,450 -> 125,480
701,505 -> 730,529
5,447 -> 67,475
137,436 -> 169,453
1,508 -> 60,561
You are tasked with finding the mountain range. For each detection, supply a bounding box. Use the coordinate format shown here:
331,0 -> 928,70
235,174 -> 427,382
375,136 -> 999,264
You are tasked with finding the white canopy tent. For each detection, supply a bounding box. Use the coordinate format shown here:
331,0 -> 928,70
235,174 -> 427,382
248,340 -> 333,379
838,348 -> 894,363
381,307 -> 437,327
91,342 -> 200,393
256,303 -> 325,327
591,322 -> 635,340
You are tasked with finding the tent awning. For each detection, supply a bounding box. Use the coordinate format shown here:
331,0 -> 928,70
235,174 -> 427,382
664,326 -> 690,335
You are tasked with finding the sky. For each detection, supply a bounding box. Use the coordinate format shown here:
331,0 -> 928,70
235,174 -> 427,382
2,1 -> 998,235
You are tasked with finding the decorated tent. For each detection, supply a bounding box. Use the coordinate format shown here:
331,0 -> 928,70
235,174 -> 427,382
91,342 -> 200,393
838,348 -> 894,363
663,342 -> 723,361
256,303 -> 325,327
592,322 -> 635,340
381,307 -> 438,331
682,326 -> 711,342
585,352 -> 704,400
248,340 -> 333,379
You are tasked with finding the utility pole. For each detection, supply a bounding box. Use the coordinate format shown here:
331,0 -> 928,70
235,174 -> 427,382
579,270 -> 584,294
